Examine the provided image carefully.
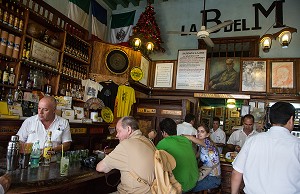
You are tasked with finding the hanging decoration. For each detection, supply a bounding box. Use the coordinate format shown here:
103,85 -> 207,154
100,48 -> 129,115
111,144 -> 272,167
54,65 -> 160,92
129,1 -> 165,56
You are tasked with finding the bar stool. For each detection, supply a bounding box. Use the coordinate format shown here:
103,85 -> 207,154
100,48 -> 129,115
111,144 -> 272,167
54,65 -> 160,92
201,186 -> 221,194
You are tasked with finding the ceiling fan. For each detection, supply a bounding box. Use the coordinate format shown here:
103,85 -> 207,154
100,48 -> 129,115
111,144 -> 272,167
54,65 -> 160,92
168,0 -> 233,47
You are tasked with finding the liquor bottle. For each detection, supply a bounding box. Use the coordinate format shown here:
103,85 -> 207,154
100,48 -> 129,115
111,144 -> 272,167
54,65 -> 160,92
25,41 -> 31,59
30,140 -> 40,168
2,64 -> 9,85
18,74 -> 24,88
0,87 -> 5,101
6,88 -> 13,105
13,8 -> 19,30
22,40 -> 27,59
43,131 -> 53,166
43,79 -> 52,95
2,3 -> 8,24
18,11 -> 24,32
59,83 -> 66,96
13,86 -> 23,102
65,83 -> 71,97
8,67 -> 15,85
25,72 -> 32,90
8,4 -> 14,27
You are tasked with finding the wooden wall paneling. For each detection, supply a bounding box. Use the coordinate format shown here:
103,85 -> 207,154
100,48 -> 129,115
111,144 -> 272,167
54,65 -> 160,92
90,41 -> 142,85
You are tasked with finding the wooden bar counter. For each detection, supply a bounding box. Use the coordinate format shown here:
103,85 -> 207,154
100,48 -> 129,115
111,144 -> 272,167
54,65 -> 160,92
4,162 -> 120,194
221,161 -> 245,194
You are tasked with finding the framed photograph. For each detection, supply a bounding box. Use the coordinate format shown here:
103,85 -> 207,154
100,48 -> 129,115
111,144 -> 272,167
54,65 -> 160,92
176,49 -> 207,90
249,101 -> 256,112
241,105 -> 250,117
209,57 -> 240,92
242,60 -> 266,92
230,111 -> 240,118
202,108 -> 211,117
271,61 -> 294,88
257,102 -> 265,109
215,107 -> 223,117
154,62 -> 174,88
139,56 -> 150,86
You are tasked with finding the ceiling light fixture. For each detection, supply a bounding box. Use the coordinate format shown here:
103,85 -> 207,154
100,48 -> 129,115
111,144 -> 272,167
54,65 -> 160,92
227,99 -> 236,109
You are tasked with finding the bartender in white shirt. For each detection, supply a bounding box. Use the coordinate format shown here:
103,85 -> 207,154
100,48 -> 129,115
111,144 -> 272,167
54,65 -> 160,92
227,114 -> 258,152
210,117 -> 226,154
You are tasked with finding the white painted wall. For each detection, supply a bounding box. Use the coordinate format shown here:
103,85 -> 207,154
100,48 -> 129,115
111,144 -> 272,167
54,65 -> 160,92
45,0 -> 300,60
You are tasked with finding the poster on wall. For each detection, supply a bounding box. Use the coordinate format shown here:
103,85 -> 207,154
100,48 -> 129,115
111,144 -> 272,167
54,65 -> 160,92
154,62 -> 174,88
139,56 -> 150,86
176,49 -> 207,90
242,60 -> 266,92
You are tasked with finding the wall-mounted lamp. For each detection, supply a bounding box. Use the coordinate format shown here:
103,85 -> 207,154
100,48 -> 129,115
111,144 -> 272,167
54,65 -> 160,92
259,27 -> 297,52
130,36 -> 155,55
132,37 -> 142,51
227,99 -> 236,109
273,27 -> 297,48
259,34 -> 273,52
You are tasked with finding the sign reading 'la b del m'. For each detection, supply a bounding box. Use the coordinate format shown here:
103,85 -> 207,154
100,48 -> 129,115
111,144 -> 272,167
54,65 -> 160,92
181,1 -> 286,34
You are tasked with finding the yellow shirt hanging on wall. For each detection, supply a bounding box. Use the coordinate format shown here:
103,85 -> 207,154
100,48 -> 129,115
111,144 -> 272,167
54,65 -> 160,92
116,85 -> 136,117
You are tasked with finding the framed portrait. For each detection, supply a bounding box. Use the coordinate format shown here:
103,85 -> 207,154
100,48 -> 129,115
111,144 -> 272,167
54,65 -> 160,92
215,107 -> 223,117
202,108 -> 211,117
176,49 -> 207,90
242,60 -> 266,92
154,62 -> 174,88
271,62 -> 294,88
241,105 -> 250,117
249,101 -> 256,112
139,56 -> 150,86
257,102 -> 265,109
209,57 -> 240,92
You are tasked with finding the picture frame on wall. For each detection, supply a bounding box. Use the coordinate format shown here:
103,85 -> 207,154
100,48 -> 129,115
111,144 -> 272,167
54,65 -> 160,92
208,57 -> 240,92
241,105 -> 250,117
242,60 -> 266,92
139,55 -> 150,86
230,111 -> 240,118
154,62 -> 174,88
215,107 -> 223,117
176,49 -> 207,90
271,61 -> 294,88
249,101 -> 256,112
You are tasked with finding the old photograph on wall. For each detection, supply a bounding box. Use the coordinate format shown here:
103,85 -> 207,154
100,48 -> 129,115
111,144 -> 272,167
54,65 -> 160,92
242,60 -> 266,92
208,57 -> 240,92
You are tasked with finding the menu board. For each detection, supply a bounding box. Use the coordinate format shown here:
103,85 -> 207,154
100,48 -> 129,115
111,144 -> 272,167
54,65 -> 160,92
176,49 -> 207,90
31,40 -> 59,68
154,62 -> 174,88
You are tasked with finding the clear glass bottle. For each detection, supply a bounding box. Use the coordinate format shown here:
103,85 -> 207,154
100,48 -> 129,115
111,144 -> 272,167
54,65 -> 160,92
6,88 -> 13,105
43,131 -> 53,166
13,86 -> 23,102
30,140 -> 40,168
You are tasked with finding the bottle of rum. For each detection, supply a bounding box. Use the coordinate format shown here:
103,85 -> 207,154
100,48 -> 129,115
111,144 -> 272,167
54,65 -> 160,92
2,64 -> 9,85
43,131 -> 53,166
8,67 -> 15,85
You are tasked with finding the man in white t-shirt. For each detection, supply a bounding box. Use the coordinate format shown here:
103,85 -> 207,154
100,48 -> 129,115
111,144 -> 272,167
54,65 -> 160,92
210,117 -> 226,154
231,102 -> 300,194
177,113 -> 197,136
227,114 -> 258,152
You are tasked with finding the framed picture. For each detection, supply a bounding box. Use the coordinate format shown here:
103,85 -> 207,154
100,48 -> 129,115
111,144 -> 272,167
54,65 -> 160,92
176,49 -> 207,90
271,61 -> 294,88
230,111 -> 240,118
139,55 -> 150,86
241,105 -> 250,117
257,102 -> 265,109
215,107 -> 223,117
249,101 -> 256,112
202,108 -> 211,117
209,57 -> 240,92
154,62 -> 174,88
242,60 -> 266,92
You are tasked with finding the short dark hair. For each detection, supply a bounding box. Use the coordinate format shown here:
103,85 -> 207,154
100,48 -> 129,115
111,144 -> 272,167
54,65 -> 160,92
159,118 -> 177,136
185,113 -> 195,123
213,117 -> 220,123
243,114 -> 254,123
270,102 -> 295,125
120,116 -> 139,131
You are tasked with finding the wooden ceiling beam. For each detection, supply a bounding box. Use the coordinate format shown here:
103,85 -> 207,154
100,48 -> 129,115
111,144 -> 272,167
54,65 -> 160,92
116,0 -> 129,8
102,0 -> 117,10
129,0 -> 140,6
